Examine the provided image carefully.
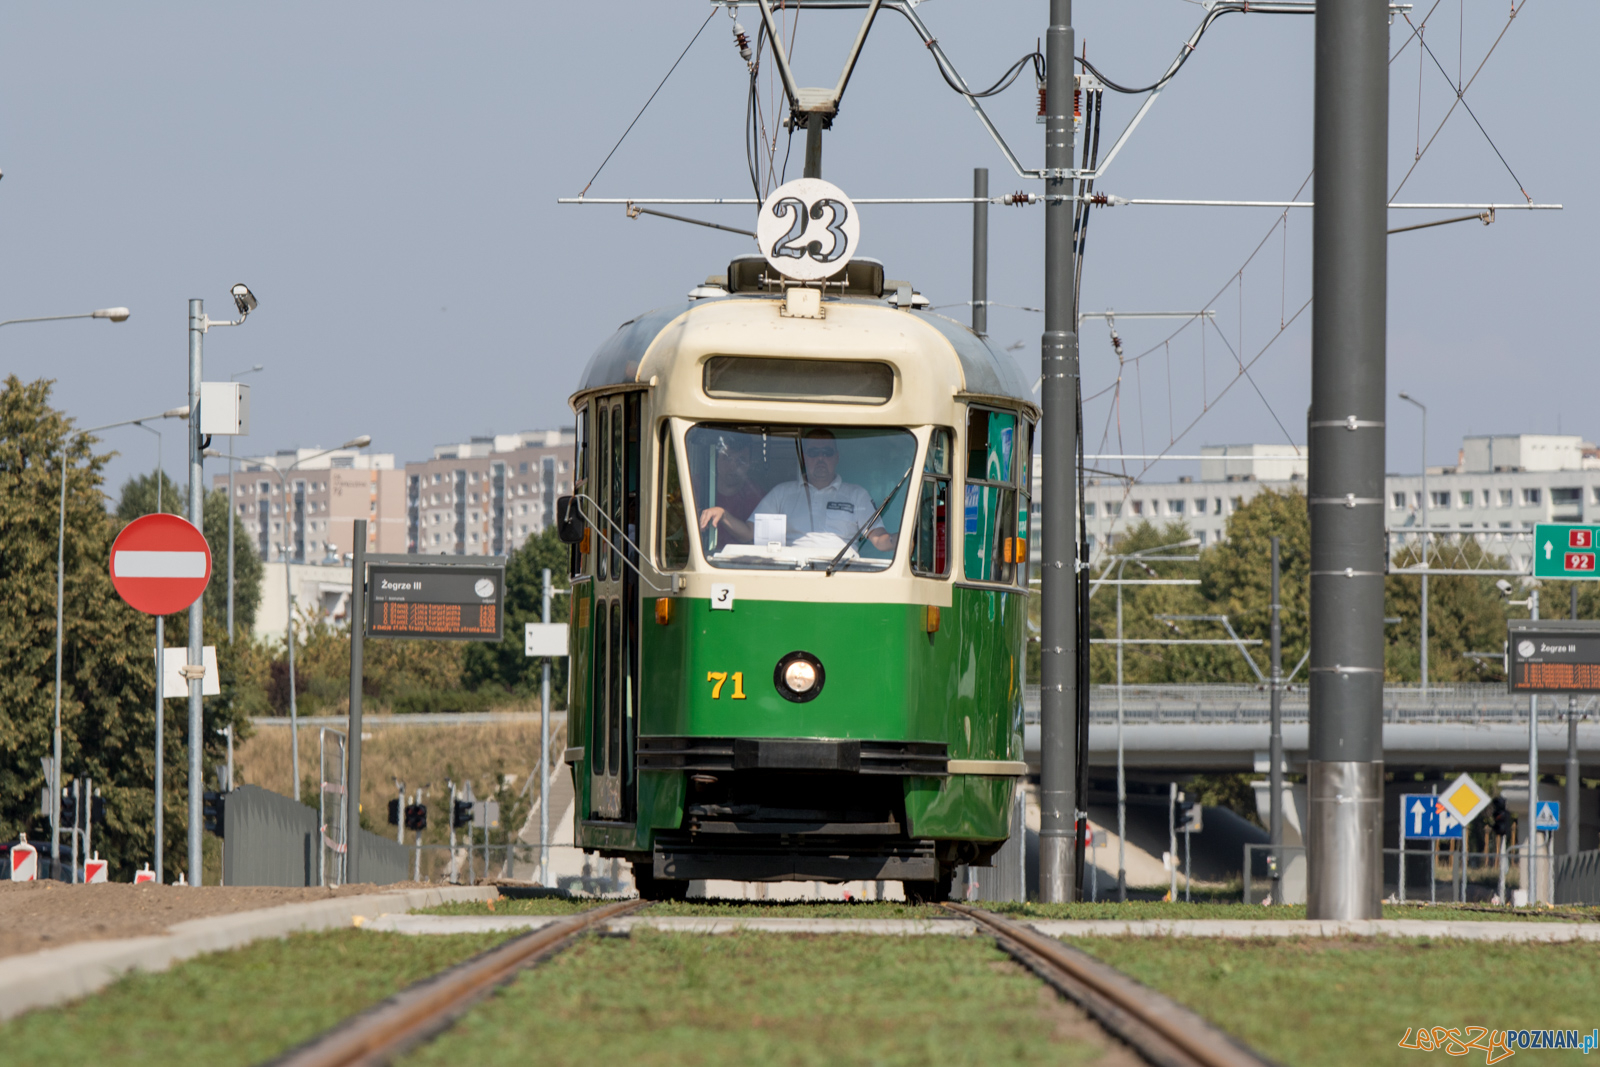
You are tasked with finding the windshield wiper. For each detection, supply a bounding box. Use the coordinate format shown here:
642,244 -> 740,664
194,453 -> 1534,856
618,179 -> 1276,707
825,463 -> 915,577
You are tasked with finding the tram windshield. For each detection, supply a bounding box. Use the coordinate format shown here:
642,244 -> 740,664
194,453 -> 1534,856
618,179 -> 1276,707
686,423 -> 917,572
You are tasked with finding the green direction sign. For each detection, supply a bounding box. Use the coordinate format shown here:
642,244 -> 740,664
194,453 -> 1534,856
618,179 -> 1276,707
1533,523 -> 1600,579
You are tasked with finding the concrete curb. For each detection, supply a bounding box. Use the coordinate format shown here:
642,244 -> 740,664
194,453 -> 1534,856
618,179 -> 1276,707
0,885 -> 499,1022
369,914 -> 980,936
1027,918 -> 1600,941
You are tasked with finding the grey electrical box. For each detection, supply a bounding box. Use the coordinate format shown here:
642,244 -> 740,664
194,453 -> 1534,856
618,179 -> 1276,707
199,381 -> 250,436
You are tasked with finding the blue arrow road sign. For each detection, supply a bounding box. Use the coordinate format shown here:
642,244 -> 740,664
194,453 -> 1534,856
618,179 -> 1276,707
1535,801 -> 1561,831
1402,794 -> 1464,840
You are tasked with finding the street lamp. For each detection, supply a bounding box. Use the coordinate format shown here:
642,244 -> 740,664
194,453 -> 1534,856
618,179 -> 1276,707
226,365 -> 265,642
2,307 -> 130,328
182,286 -> 258,884
52,404 -> 189,881
212,435 -> 371,802
1398,391 -> 1429,697
1104,537 -> 1200,902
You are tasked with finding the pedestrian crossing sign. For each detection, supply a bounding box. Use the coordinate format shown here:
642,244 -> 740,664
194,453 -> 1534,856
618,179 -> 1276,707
1439,773 -> 1492,828
1535,801 -> 1561,831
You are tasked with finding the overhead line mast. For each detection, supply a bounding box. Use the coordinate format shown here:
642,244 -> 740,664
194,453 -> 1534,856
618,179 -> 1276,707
1038,0 -> 1080,904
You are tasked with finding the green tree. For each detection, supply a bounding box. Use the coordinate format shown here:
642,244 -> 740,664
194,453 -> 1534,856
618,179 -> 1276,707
0,377 -> 245,879
115,473 -> 264,637
1086,521 -> 1213,684
1201,488 -> 1311,682
463,526 -> 571,704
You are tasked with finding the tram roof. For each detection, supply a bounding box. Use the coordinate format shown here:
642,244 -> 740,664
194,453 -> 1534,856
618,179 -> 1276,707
571,294 -> 1035,411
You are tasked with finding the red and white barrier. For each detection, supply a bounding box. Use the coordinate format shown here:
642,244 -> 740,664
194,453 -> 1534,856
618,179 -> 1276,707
9,836 -> 37,882
133,864 -> 157,885
84,853 -> 108,884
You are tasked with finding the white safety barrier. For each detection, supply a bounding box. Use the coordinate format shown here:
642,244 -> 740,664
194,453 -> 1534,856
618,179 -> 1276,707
9,836 -> 37,882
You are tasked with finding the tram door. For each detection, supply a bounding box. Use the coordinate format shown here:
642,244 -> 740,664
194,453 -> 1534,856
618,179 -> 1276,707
589,394 -> 641,821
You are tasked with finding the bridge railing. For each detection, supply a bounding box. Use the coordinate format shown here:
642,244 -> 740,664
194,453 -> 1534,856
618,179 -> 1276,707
1023,684 -> 1592,725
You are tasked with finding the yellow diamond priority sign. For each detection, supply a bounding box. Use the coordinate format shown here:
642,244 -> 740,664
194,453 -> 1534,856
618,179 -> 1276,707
1439,773 -> 1492,828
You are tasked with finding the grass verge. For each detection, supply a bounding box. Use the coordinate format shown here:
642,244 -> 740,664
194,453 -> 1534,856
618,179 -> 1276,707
1078,936 -> 1600,1066
0,929 -> 511,1064
992,901 -> 1598,922
401,930 -> 1121,1067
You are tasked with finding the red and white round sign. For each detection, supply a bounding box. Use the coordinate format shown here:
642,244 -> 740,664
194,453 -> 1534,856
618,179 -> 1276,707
109,513 -> 212,616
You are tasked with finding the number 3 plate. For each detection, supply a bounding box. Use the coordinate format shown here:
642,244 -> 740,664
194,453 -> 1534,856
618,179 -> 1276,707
756,178 -> 861,282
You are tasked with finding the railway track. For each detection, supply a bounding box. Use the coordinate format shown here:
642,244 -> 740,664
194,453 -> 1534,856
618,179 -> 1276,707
266,899 -> 643,1067
266,899 -> 1273,1067
947,905 -> 1277,1067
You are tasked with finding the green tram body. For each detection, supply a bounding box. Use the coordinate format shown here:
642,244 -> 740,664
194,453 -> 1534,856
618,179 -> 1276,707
562,259 -> 1037,898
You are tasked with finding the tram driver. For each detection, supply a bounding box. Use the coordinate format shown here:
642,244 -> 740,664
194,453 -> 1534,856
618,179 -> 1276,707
698,429 -> 897,552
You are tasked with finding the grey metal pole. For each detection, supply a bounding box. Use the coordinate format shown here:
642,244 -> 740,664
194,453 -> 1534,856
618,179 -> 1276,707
1038,0 -> 1080,905
1420,401 -> 1428,698
1269,536 -> 1285,896
52,459 -> 67,878
187,299 -> 204,884
540,567 -> 553,888
347,519 -> 367,883
972,167 -> 988,337
1168,783 -> 1178,903
284,509 -> 300,801
155,615 -> 164,883
227,435 -> 235,642
1306,0 -> 1387,921
1529,589 -> 1539,902
803,117 -> 823,179
1115,560 -> 1127,901
1569,695 -> 1580,858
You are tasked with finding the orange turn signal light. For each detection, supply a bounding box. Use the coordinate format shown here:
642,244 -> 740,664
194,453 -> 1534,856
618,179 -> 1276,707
924,605 -> 940,633
655,597 -> 673,625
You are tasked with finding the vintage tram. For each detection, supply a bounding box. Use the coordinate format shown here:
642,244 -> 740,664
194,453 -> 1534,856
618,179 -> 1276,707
558,255 -> 1034,901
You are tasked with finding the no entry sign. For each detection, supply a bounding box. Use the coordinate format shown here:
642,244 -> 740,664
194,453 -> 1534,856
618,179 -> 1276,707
109,513 -> 212,616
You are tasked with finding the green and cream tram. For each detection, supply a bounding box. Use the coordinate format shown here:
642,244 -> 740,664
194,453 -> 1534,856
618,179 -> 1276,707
558,256 -> 1035,901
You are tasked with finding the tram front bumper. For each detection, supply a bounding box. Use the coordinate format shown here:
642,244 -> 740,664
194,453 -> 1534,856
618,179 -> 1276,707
638,736 -> 949,775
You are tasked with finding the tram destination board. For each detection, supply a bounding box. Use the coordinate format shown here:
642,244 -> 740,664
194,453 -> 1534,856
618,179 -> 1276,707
365,563 -> 504,642
1507,619 -> 1600,693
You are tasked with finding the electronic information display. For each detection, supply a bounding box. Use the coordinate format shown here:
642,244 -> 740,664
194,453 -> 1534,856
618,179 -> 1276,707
1507,619 -> 1600,693
365,564 -> 504,642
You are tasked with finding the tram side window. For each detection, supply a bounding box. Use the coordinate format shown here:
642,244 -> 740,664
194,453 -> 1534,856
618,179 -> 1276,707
911,428 -> 952,577
573,408 -> 589,576
596,404 -> 609,582
658,425 -> 690,570
963,408 -> 1019,585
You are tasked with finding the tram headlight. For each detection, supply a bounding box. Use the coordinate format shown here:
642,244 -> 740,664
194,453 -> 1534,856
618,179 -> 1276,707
773,650 -> 825,703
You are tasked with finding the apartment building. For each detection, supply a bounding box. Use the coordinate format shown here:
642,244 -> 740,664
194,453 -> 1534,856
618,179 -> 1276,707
214,447 -> 406,563
405,429 -> 576,555
1030,434 -> 1600,571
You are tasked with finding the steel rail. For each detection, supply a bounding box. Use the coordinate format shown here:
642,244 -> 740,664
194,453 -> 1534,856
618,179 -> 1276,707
946,905 -> 1277,1067
268,899 -> 643,1067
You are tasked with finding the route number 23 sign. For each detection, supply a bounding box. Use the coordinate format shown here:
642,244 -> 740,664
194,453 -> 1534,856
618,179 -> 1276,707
756,178 -> 861,282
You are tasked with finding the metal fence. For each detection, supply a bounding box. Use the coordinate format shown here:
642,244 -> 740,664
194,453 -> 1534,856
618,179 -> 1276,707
222,784 -> 409,887
1554,849 -> 1600,905
961,788 -> 1027,903
1024,684 -> 1590,725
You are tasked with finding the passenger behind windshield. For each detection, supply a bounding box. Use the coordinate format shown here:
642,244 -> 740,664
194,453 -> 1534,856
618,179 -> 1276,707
687,425 -> 915,571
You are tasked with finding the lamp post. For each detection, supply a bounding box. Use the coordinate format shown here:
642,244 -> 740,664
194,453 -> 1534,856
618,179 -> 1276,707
2,307 -> 129,329
1398,392 -> 1428,697
226,365 -> 264,643
214,436 -> 371,802
185,286 -> 257,882
53,404 -> 188,880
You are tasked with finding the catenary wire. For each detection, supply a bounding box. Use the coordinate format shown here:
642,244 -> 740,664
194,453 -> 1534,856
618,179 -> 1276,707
579,9 -> 717,197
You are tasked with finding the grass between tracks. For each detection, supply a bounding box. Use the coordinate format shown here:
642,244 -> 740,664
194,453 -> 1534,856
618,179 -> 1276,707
1076,936 -> 1600,1066
0,929 -> 514,1065
399,929 -> 1120,1067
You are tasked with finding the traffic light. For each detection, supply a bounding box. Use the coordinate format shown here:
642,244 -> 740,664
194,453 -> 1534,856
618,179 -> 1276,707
58,789 -> 78,829
90,795 -> 106,826
388,798 -> 402,826
404,804 -> 428,832
1490,796 -> 1514,840
202,791 -> 226,837
452,799 -> 473,829
1179,798 -> 1203,833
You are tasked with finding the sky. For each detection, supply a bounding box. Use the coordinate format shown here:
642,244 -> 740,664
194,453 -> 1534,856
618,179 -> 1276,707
0,1 -> 1584,499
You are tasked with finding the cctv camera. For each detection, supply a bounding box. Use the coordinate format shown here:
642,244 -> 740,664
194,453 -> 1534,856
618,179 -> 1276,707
1496,579 -> 1513,596
230,283 -> 258,316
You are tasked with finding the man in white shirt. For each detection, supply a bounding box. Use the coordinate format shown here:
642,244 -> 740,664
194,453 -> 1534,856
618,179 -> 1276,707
698,430 -> 896,551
